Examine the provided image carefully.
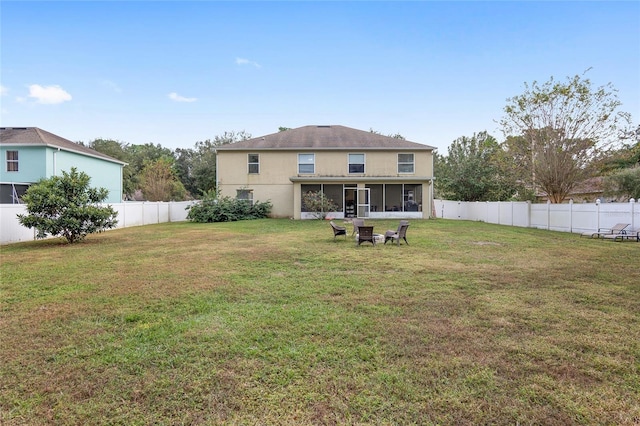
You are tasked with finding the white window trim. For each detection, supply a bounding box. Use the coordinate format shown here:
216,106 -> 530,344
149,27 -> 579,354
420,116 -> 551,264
248,153 -> 259,174
397,153 -> 415,174
237,189 -> 254,205
348,153 -> 365,174
298,153 -> 315,174
6,150 -> 19,172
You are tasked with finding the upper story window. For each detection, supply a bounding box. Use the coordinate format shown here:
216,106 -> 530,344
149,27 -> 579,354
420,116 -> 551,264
398,153 -> 414,173
6,151 -> 18,172
348,153 -> 365,174
298,153 -> 315,174
248,154 -> 259,174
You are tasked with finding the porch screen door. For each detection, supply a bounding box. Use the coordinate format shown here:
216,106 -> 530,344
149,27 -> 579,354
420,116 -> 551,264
356,188 -> 370,218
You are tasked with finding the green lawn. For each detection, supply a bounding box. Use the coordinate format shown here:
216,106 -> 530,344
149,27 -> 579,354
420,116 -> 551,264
1,219 -> 639,425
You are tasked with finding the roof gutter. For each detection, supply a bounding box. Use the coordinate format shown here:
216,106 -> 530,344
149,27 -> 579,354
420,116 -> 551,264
289,176 -> 435,183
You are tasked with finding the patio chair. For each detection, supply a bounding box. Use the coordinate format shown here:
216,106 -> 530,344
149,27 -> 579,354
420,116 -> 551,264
351,218 -> 365,236
580,223 -> 630,239
603,228 -> 639,242
384,220 -> 410,245
330,221 -> 347,241
356,225 -> 376,246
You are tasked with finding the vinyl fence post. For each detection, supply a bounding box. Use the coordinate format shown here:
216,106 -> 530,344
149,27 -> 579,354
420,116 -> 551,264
547,200 -> 551,230
630,198 -> 636,231
596,199 -> 601,231
511,201 -> 514,227
569,199 -> 574,233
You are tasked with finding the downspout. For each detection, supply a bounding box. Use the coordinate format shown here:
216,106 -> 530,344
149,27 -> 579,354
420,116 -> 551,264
53,148 -> 60,176
214,148 -> 218,197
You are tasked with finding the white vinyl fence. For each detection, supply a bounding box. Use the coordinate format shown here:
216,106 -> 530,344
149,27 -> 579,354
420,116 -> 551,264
434,199 -> 639,235
0,201 -> 194,245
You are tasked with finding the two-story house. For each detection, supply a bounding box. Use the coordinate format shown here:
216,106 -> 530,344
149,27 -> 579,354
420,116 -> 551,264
216,125 -> 436,219
0,127 -> 126,204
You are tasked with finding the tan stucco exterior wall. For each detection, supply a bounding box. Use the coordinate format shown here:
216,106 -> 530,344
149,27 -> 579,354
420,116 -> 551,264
217,149 -> 434,219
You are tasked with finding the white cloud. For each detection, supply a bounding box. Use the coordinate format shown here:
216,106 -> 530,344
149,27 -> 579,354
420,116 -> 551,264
27,84 -> 72,104
168,92 -> 197,103
0,85 -> 8,96
235,57 -> 261,68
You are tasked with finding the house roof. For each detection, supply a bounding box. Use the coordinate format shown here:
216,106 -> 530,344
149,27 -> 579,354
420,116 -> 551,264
0,127 -> 126,165
216,125 -> 436,151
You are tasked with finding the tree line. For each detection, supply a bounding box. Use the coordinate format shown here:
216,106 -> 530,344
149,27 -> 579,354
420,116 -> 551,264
85,71 -> 638,204
436,72 -> 639,203
83,131 -> 252,201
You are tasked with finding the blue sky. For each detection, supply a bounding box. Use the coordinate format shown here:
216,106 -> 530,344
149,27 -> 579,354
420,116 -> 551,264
1,1 -> 639,153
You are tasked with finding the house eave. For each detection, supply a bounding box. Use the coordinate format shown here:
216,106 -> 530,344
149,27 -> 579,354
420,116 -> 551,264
218,146 -> 434,152
1,142 -> 128,166
290,176 -> 435,183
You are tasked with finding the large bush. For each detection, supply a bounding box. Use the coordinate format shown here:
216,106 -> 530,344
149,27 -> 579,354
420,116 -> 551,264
17,168 -> 118,243
301,190 -> 339,219
187,190 -> 272,222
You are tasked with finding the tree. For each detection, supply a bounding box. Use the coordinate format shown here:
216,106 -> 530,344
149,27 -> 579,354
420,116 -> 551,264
86,138 -> 136,197
17,168 -> 118,243
139,158 -> 188,201
174,147 -> 197,196
435,132 -> 519,201
603,167 -> 640,200
500,71 -> 631,203
601,135 -> 640,200
369,128 -> 406,140
125,143 -> 175,197
179,131 -> 252,197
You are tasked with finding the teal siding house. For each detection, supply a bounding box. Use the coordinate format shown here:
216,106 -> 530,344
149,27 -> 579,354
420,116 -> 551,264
0,127 -> 126,204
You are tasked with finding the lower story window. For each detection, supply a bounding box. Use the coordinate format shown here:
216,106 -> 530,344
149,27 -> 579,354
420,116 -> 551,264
0,183 -> 29,204
237,189 -> 254,205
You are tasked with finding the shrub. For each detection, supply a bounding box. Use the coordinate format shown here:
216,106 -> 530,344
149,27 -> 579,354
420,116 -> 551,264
301,190 -> 339,219
187,190 -> 272,222
17,168 -> 118,243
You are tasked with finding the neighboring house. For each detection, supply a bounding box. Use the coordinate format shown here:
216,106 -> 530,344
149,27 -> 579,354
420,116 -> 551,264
0,127 -> 126,204
216,125 -> 436,219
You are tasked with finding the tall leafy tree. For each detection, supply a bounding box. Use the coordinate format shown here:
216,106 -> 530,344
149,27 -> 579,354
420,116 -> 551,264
125,143 -> 175,192
603,166 -> 640,200
139,158 -> 188,201
435,132 -> 518,201
601,130 -> 640,200
500,71 -> 631,203
17,168 -> 118,243
174,147 -> 197,196
186,131 -> 252,197
86,139 -> 136,197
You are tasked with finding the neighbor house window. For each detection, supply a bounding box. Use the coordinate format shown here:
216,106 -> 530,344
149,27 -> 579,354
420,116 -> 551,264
298,153 -> 315,174
248,154 -> 259,174
348,153 -> 365,174
6,151 -> 18,172
398,153 -> 414,173
237,189 -> 254,205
